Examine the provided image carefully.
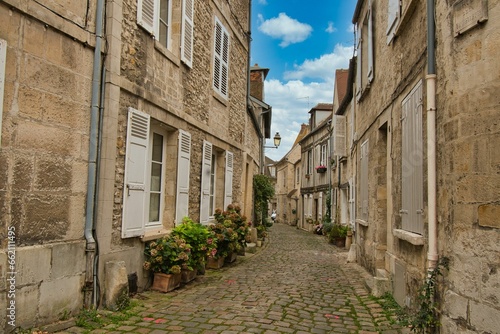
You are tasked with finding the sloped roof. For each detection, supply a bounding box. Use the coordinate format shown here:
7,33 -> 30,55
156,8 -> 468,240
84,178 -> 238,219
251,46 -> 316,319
335,69 -> 349,105
293,123 -> 310,147
308,103 -> 334,113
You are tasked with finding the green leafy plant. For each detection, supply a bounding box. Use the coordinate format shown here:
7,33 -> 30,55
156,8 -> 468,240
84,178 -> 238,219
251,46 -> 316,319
208,211 -> 239,259
172,217 -> 217,269
374,257 -> 450,334
143,235 -> 192,274
409,257 -> 450,333
327,224 -> 349,243
253,174 -> 275,225
214,204 -> 250,252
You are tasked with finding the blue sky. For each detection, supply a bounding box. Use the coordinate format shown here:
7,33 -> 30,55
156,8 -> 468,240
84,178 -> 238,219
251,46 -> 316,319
250,0 -> 357,161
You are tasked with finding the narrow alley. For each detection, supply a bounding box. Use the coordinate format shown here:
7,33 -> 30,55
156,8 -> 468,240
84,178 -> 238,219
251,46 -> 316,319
56,224 -> 407,334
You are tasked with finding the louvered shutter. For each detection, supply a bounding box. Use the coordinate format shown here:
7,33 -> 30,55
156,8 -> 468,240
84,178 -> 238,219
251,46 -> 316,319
318,192 -> 323,220
224,151 -> 233,209
200,141 -> 212,224
401,81 -> 424,234
349,178 -> 356,227
137,0 -> 157,35
387,0 -> 400,44
334,115 -> 347,157
367,2 -> 374,83
175,130 -> 191,224
122,108 -> 150,238
360,140 -> 369,222
213,18 -> 229,97
181,0 -> 194,67
356,25 -> 362,101
0,39 -> 6,147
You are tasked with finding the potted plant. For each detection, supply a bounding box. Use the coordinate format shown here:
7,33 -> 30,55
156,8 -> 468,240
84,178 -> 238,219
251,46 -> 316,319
207,214 -> 239,268
171,217 -> 216,281
327,224 -> 349,248
315,165 -> 327,173
143,235 -> 191,292
215,204 -> 250,256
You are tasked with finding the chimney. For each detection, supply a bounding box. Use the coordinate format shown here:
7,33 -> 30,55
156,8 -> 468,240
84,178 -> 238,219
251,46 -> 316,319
250,64 -> 269,101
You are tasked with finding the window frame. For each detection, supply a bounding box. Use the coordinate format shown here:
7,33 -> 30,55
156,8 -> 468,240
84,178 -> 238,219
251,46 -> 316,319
145,126 -> 167,230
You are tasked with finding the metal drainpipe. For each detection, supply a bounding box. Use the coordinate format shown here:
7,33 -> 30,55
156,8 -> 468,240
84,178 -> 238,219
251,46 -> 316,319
84,0 -> 105,308
426,0 -> 438,271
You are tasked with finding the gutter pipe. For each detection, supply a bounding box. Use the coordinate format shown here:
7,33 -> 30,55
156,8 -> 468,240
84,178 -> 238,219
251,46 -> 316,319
426,0 -> 438,271
84,0 -> 105,308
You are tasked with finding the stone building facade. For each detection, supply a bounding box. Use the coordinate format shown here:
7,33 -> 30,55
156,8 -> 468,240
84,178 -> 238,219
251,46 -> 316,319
344,0 -> 500,332
274,124 -> 307,226
299,104 -> 333,231
0,0 -> 260,330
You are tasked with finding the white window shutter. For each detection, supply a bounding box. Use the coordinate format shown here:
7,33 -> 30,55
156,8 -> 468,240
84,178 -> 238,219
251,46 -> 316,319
200,141 -> 212,224
367,3 -> 374,83
137,0 -> 157,36
356,25 -> 362,101
175,130 -> 191,224
401,81 -> 423,234
387,0 -> 400,44
224,151 -> 234,210
213,18 -> 229,97
360,140 -> 369,222
0,39 -> 6,147
318,192 -> 323,220
221,29 -> 229,96
181,0 -> 194,67
213,21 -> 222,92
349,178 -> 356,227
334,115 -> 347,158
122,108 -> 150,238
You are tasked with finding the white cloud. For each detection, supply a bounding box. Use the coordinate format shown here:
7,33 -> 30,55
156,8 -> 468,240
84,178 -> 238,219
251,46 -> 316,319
262,46 -> 353,161
283,44 -> 353,82
326,22 -> 337,33
258,13 -> 313,47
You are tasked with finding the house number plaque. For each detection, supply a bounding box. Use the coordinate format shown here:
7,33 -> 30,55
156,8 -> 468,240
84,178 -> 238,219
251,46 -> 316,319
453,0 -> 488,36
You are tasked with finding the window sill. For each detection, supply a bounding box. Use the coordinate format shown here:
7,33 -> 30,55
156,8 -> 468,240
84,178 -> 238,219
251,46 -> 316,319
356,219 -> 368,227
393,229 -> 424,246
212,90 -> 228,106
141,228 -> 172,242
154,41 -> 180,67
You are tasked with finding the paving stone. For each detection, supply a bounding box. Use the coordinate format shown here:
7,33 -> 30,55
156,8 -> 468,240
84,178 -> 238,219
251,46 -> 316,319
51,224 -> 408,334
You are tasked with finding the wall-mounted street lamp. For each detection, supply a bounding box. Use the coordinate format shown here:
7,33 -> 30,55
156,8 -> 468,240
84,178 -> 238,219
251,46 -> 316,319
264,132 -> 281,149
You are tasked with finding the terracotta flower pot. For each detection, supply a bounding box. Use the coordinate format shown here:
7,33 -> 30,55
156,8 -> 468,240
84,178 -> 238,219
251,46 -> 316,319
181,269 -> 197,284
206,256 -> 224,269
151,272 -> 181,292
225,252 -> 237,263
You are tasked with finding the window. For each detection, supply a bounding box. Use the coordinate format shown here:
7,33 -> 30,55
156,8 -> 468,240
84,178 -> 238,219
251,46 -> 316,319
359,140 -> 369,222
320,144 -> 327,166
349,178 -> 356,226
137,0 -> 193,63
401,81 -> 424,234
148,131 -> 165,226
296,167 -> 300,184
334,115 -> 347,158
213,17 -> 230,97
0,39 -> 5,146
387,0 -> 400,44
200,141 -> 233,224
122,108 -> 192,237
356,0 -> 374,101
137,0 -> 171,49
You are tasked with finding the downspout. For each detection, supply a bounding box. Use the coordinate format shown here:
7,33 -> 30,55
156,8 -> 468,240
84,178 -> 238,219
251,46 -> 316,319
426,0 -> 438,271
84,0 -> 105,308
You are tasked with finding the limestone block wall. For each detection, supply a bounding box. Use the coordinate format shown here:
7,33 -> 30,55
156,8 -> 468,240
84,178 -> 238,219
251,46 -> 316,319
0,1 -> 96,330
435,1 -> 500,332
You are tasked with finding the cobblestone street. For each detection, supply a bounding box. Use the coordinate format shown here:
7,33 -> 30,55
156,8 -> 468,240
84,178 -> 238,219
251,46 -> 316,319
57,224 -> 406,334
